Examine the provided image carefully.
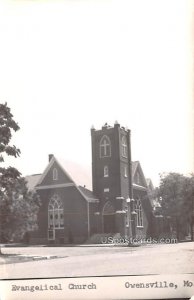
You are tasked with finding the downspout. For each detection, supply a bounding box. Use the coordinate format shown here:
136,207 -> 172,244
128,129 -> 135,239
87,201 -> 90,239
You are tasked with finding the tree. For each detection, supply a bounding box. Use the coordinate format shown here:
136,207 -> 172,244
159,172 -> 194,241
0,102 -> 40,246
1,177 -> 40,242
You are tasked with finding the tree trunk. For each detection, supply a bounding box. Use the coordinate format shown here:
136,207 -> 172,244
191,195 -> 194,241
191,218 -> 194,241
176,216 -> 180,242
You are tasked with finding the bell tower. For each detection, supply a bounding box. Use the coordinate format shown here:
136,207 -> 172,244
91,122 -> 134,236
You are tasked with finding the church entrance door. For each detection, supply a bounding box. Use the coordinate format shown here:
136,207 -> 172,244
102,201 -> 115,233
103,214 -> 115,233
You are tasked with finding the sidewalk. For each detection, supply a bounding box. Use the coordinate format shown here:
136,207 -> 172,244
1,241 -> 193,279
0,256 -> 6,264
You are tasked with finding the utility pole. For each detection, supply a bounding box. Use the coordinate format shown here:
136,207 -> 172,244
191,191 -> 194,241
127,129 -> 136,239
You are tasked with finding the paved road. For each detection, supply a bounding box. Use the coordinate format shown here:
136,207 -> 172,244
0,242 -> 194,279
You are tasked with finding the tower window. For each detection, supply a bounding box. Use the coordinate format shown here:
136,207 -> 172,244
104,166 -> 109,177
121,136 -> 127,157
48,194 -> 64,229
135,199 -> 143,227
100,135 -> 111,158
53,168 -> 58,180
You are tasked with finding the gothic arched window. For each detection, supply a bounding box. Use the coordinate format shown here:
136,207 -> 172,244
100,135 -> 111,158
53,168 -> 58,181
135,198 -> 143,227
104,165 -> 109,177
102,201 -> 114,215
48,194 -> 64,229
121,136 -> 127,157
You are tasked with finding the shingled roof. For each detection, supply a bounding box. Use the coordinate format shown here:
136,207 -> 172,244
132,161 -> 139,178
25,158 -> 149,201
78,186 -> 99,203
25,156 -> 98,203
25,174 -> 42,190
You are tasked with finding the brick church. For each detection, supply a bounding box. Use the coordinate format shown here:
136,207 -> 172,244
26,122 -> 154,244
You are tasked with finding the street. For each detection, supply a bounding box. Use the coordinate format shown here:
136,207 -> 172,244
0,242 -> 194,279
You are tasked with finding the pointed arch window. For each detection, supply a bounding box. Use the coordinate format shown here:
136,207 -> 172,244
100,135 -> 111,158
104,165 -> 109,177
102,201 -> 114,215
53,168 -> 58,180
48,194 -> 64,229
135,198 -> 143,227
121,136 -> 127,157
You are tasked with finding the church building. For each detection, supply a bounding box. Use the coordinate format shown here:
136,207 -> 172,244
26,122 -> 154,244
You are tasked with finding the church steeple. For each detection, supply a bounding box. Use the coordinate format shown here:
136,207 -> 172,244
91,122 -> 133,235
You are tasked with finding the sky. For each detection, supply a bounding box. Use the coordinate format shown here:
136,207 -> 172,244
0,0 -> 193,187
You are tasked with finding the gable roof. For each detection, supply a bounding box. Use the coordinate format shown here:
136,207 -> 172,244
27,155 -> 98,203
36,156 -> 75,187
132,161 -> 148,188
25,174 -> 42,190
25,156 -> 150,202
78,186 -> 99,203
58,159 -> 92,190
146,178 -> 154,191
132,161 -> 139,178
